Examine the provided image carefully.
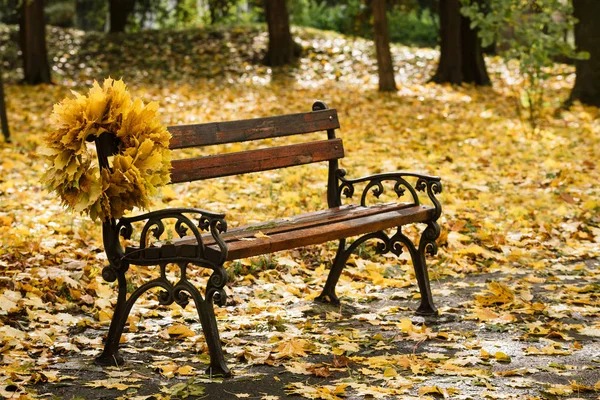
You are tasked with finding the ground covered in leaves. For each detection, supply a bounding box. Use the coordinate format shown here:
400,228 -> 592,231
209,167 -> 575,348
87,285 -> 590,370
0,24 -> 599,400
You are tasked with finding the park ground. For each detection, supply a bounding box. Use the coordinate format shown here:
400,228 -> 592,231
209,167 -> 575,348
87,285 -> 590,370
0,25 -> 599,399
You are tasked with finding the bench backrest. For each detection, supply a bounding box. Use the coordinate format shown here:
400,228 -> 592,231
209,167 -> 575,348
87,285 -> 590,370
93,101 -> 344,209
167,102 -> 343,184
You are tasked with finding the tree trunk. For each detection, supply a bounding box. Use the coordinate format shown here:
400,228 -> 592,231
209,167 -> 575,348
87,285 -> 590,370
0,70 -> 10,142
263,0 -> 301,67
19,0 -> 52,85
431,0 -> 462,84
373,0 -> 396,91
108,0 -> 136,33
568,0 -> 600,107
431,0 -> 490,85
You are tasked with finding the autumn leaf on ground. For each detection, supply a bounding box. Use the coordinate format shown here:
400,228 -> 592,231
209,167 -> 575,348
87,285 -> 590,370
164,379 -> 206,398
418,385 -> 460,398
494,351 -> 511,363
166,324 -> 197,338
524,342 -> 573,356
307,364 -> 331,378
285,382 -> 347,400
273,338 -> 309,359
475,282 -> 515,306
332,355 -> 351,368
85,379 -> 141,391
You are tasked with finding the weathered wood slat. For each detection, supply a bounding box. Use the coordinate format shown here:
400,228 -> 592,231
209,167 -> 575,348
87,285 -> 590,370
168,109 -> 340,149
170,138 -> 344,183
186,202 -> 415,245
216,204 -> 432,260
172,204 -> 433,261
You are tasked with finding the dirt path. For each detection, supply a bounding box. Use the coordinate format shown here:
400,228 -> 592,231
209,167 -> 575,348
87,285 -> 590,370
32,258 -> 600,400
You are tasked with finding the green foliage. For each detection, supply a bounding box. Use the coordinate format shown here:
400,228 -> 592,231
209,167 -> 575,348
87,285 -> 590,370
387,8 -> 438,46
132,0 -> 200,30
290,0 -> 369,37
74,0 -> 107,32
290,0 -> 438,46
461,0 -> 586,130
0,0 -> 20,24
45,1 -> 75,27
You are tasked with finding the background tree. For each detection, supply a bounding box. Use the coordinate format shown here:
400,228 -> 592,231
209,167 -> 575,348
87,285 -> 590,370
462,0 -> 582,129
20,0 -> 52,84
108,0 -> 136,33
373,0 -> 397,91
431,0 -> 489,85
0,69 -> 9,142
568,0 -> 600,107
263,0 -> 301,66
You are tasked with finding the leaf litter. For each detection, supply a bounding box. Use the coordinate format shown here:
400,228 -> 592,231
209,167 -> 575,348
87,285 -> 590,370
0,24 -> 599,399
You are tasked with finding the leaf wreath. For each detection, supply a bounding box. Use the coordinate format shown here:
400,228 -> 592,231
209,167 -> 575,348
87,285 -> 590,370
42,78 -> 172,222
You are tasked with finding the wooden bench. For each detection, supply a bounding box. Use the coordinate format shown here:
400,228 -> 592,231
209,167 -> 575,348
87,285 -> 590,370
93,101 -> 443,377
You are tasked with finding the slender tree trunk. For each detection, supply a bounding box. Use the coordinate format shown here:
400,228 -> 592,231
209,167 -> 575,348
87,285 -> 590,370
263,0 -> 301,66
19,0 -> 52,85
568,0 -> 600,107
108,0 -> 136,33
373,0 -> 396,91
0,70 -> 10,142
431,0 -> 462,84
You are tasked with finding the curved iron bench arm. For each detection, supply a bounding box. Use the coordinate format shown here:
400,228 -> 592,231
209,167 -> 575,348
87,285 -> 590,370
101,208 -> 228,280
335,168 -> 442,220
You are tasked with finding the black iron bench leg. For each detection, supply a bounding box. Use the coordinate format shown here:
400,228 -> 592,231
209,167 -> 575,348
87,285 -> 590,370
316,226 -> 439,316
95,267 -> 134,367
95,263 -> 231,376
315,238 -> 347,304
95,272 -> 181,367
190,267 -> 231,377
316,232 -> 390,304
396,222 -> 439,315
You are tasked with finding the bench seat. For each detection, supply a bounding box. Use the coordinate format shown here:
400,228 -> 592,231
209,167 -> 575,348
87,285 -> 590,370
124,203 -> 434,262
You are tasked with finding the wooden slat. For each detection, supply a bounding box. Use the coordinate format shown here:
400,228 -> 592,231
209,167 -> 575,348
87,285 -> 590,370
170,138 -> 344,183
189,202 -> 415,245
168,109 -> 340,149
127,204 -> 434,262
209,204 -> 434,261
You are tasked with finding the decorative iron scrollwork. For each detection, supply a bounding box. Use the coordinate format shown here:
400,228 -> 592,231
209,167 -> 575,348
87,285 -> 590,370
419,221 -> 441,256
335,169 -> 442,219
100,208 -> 229,266
416,178 -> 443,220
155,263 -> 194,309
206,266 -> 228,307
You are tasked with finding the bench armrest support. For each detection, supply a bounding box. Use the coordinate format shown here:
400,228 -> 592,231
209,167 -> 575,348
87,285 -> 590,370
335,169 -> 442,220
102,208 -> 228,271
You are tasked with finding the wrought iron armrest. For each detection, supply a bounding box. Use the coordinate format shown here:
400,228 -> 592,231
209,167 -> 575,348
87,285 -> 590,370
335,169 -> 442,220
102,207 -> 228,271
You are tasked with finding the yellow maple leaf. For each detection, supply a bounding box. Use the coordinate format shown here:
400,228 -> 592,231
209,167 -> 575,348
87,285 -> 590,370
167,324 -> 196,338
273,338 -> 308,359
475,281 -> 515,306
494,351 -> 511,363
177,365 -> 195,375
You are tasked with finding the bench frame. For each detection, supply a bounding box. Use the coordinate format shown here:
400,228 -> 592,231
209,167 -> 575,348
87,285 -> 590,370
93,101 -> 442,377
